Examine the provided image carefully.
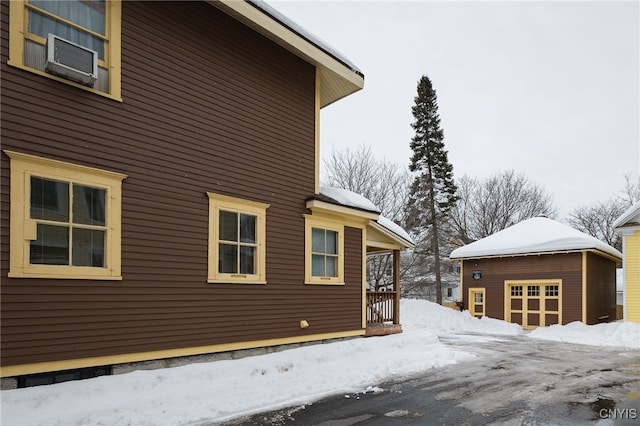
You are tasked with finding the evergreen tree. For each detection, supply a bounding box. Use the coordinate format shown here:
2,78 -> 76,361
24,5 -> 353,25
407,75 -> 458,304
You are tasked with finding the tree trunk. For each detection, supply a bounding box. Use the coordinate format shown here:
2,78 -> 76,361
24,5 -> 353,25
427,168 -> 443,304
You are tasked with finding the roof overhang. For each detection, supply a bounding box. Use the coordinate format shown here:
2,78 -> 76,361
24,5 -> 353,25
451,249 -> 622,264
306,199 -> 379,221
615,224 -> 640,237
367,221 -> 415,253
209,0 -> 364,107
305,199 -> 414,252
613,202 -> 640,234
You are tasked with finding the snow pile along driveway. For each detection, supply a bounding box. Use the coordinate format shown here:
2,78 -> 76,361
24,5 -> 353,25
400,298 -> 522,335
2,300 -> 640,425
530,320 -> 640,348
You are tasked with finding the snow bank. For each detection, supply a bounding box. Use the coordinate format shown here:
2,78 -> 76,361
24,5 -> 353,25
1,301 -> 471,426
401,298 -> 522,335
3,300 -> 639,426
1,332 -> 466,426
529,320 -> 640,349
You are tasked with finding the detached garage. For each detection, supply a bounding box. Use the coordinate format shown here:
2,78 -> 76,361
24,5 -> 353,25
450,217 -> 622,329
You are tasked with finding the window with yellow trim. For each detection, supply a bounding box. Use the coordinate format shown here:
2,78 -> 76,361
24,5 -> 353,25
207,193 -> 268,284
5,150 -> 126,279
8,0 -> 122,99
304,216 -> 344,285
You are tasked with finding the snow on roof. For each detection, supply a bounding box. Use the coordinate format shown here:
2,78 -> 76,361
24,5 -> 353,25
247,0 -> 363,77
377,215 -> 415,246
612,201 -> 640,229
450,216 -> 622,260
319,187 -> 380,213
318,187 -> 413,246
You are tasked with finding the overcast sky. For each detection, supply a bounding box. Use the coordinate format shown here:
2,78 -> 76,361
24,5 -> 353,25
271,0 -> 640,218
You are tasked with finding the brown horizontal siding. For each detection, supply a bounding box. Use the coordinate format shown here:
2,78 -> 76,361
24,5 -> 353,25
462,253 -> 583,324
0,0 -> 366,370
586,252 -> 617,324
0,94 -> 313,190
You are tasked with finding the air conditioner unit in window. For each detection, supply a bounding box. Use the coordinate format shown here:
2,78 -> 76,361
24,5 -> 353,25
45,34 -> 98,88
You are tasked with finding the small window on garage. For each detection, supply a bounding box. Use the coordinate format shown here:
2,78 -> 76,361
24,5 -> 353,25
511,285 -> 523,296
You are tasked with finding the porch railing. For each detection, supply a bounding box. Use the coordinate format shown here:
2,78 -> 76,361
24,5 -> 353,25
366,291 -> 398,324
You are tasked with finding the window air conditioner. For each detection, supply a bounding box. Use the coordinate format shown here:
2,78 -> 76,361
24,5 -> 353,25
45,34 -> 98,88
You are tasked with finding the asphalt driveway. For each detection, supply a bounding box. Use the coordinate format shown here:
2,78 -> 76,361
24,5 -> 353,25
226,333 -> 640,425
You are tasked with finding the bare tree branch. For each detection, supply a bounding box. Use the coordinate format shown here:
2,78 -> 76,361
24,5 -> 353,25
450,170 -> 557,242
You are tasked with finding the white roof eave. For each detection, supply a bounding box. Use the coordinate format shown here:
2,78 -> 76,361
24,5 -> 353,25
613,201 -> 640,230
210,0 -> 364,107
368,220 -> 415,250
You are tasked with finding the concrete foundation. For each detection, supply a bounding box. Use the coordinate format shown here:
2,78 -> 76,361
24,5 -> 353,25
111,336 -> 357,376
1,378 -> 18,390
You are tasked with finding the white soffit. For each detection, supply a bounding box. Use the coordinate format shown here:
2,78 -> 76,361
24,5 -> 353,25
613,201 -> 640,230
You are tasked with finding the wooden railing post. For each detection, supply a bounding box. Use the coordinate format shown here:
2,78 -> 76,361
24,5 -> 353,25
393,249 -> 400,325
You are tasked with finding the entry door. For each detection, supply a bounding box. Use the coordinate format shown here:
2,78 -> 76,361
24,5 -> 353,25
506,281 -> 561,329
468,288 -> 485,319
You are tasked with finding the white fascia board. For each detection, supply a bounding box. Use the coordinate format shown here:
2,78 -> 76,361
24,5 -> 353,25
615,224 -> 640,237
306,199 -> 379,221
450,249 -> 621,263
613,202 -> 640,229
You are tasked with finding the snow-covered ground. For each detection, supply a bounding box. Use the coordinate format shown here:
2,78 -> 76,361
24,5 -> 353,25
2,300 -> 639,425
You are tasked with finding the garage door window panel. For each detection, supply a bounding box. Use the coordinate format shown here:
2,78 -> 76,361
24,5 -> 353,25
506,280 -> 562,329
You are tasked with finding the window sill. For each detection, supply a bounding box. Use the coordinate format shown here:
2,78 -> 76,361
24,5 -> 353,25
8,271 -> 122,280
7,62 -> 123,102
207,279 -> 267,285
305,280 -> 345,286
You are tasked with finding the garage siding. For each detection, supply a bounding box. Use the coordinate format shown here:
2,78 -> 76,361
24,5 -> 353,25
462,253 -> 583,325
585,252 -> 617,324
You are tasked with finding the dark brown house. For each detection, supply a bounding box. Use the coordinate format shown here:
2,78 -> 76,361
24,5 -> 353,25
0,0 -> 412,386
450,217 -> 621,329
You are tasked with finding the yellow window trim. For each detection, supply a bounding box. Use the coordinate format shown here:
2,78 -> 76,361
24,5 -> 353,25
207,192 -> 269,284
468,287 -> 485,318
304,214 -> 345,285
8,0 -> 122,101
5,150 -> 127,280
